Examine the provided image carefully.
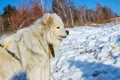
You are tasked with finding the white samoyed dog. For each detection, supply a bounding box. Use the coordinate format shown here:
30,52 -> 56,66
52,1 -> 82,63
0,13 -> 69,80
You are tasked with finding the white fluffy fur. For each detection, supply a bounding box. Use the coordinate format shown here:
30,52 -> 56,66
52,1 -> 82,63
0,13 -> 68,80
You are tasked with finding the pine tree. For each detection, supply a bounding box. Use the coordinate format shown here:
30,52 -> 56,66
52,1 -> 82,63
3,4 -> 16,17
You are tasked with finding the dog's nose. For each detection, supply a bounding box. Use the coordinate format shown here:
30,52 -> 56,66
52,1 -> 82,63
66,30 -> 69,35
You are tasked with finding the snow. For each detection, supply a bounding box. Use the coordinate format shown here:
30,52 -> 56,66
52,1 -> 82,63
51,23 -> 120,80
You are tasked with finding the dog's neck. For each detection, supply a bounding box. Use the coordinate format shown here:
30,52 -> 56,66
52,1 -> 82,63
41,32 -> 55,58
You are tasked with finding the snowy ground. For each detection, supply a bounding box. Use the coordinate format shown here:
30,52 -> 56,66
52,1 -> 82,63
51,22 -> 120,80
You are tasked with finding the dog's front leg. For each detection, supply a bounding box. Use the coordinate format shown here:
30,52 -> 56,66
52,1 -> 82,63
40,61 -> 50,80
27,66 -> 41,80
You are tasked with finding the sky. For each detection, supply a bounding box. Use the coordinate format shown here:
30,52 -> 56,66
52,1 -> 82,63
0,0 -> 120,15
0,0 -> 28,14
72,0 -> 120,15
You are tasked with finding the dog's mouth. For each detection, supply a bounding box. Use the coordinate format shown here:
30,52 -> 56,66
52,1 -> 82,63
58,36 -> 67,41
60,36 -> 67,38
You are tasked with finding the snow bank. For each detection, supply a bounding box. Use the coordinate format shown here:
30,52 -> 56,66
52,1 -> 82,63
51,23 -> 120,80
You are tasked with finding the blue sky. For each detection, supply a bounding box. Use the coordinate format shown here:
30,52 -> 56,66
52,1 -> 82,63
0,0 -> 120,15
72,0 -> 120,15
0,0 -> 29,14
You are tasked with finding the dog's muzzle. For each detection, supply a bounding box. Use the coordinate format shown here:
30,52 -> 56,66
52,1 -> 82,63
58,30 -> 69,40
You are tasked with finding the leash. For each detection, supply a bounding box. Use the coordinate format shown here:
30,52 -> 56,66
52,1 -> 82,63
48,46 -> 51,80
48,46 -> 56,80
0,41 -> 20,61
0,41 -> 11,49
3,41 -> 11,49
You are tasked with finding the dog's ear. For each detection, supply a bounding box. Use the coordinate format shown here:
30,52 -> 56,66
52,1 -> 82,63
42,13 -> 53,25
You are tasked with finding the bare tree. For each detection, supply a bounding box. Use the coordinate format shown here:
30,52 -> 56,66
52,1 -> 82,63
67,0 -> 74,27
4,1 -> 44,33
0,16 -> 4,35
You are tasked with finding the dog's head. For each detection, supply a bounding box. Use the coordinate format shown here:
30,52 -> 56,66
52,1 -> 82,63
41,13 -> 69,45
40,13 -> 69,57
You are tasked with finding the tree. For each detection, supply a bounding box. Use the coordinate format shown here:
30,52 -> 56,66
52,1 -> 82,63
0,15 -> 4,35
10,2 -> 44,31
1,2 -> 44,33
3,4 -> 16,17
52,0 -> 74,27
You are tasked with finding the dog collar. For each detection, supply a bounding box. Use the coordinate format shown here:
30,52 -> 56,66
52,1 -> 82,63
48,44 -> 55,57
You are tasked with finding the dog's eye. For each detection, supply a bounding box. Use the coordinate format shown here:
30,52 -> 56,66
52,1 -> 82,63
57,27 -> 60,29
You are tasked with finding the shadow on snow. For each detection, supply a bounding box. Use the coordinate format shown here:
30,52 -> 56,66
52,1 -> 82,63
68,60 -> 120,80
